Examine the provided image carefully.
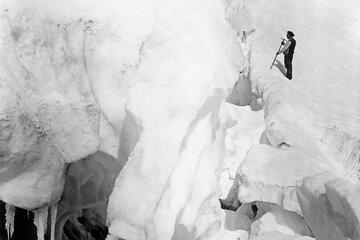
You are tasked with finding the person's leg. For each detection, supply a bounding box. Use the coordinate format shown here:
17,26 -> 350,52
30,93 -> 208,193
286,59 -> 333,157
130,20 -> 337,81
284,55 -> 293,80
284,55 -> 288,69
287,55 -> 293,79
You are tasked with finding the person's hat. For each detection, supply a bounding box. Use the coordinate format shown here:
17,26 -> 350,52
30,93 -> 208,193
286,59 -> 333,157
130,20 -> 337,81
287,31 -> 295,37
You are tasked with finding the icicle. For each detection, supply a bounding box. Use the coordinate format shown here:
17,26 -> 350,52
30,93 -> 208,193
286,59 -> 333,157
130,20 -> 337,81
50,204 -> 57,240
33,206 -> 49,240
5,204 -> 15,240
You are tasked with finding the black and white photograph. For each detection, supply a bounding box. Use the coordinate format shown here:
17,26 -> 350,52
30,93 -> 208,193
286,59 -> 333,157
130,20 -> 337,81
0,0 -> 359,239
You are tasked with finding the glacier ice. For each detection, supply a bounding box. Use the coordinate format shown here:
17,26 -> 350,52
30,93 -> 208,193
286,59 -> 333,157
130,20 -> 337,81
0,0 -> 360,239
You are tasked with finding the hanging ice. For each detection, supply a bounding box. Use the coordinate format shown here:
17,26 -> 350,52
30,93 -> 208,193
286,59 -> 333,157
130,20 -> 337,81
34,206 -> 49,240
5,204 -> 15,240
50,204 -> 57,240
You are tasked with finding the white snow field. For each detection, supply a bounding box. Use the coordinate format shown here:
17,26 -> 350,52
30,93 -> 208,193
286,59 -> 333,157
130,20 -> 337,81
0,0 -> 360,240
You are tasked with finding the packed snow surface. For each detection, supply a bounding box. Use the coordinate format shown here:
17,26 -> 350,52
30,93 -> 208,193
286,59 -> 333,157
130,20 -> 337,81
0,0 -> 360,240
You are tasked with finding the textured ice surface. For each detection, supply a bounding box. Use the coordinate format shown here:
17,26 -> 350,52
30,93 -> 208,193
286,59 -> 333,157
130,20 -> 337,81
0,0 -> 100,211
0,0 -> 360,239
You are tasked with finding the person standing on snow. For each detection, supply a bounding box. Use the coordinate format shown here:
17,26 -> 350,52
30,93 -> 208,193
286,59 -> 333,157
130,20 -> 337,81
277,31 -> 296,80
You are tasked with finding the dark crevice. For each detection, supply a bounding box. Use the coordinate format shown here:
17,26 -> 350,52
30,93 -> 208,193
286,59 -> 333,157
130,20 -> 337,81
277,141 -> 291,148
218,198 -> 259,220
251,204 -> 258,219
219,198 -> 241,212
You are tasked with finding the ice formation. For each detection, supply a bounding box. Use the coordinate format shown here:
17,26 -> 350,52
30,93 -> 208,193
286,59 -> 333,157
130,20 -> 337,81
0,0 -> 360,239
5,204 -> 15,239
34,206 -> 48,240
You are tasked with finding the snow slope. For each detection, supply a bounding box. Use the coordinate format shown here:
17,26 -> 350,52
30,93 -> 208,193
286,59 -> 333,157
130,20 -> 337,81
226,0 -> 360,239
228,0 -> 360,155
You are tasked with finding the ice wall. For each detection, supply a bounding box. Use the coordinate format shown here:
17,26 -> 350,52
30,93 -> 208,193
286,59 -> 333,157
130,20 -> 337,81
0,0 -> 247,239
105,0 -> 246,239
0,10 -> 103,240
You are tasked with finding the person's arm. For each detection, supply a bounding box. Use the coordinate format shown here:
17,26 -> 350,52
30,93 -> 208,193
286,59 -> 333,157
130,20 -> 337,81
277,40 -> 291,55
